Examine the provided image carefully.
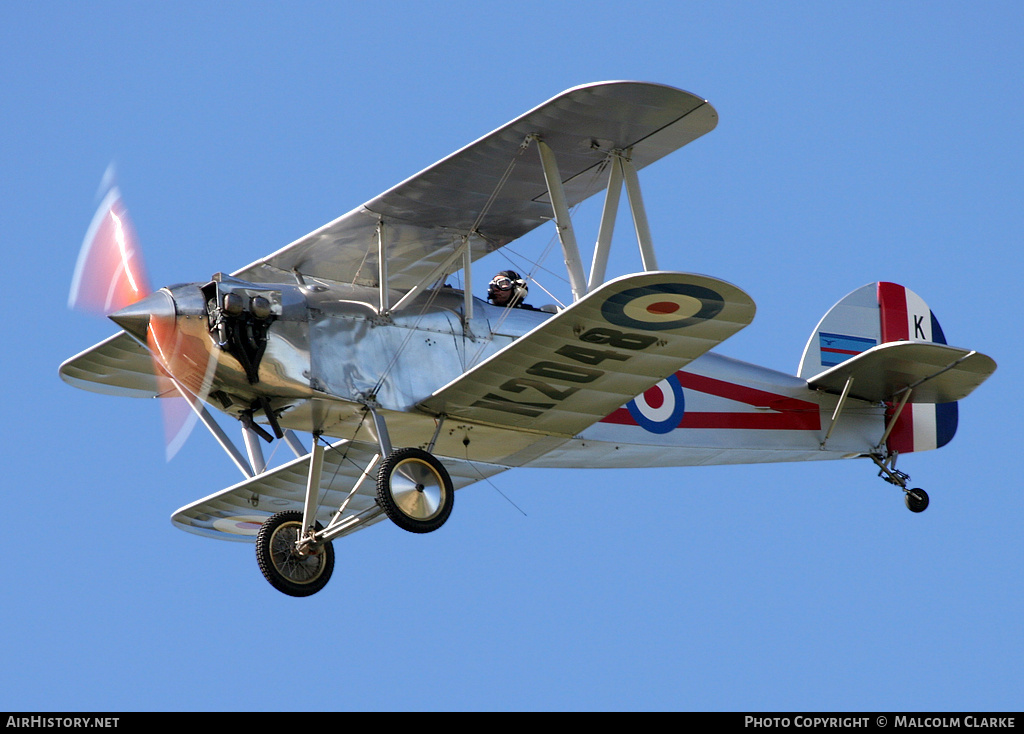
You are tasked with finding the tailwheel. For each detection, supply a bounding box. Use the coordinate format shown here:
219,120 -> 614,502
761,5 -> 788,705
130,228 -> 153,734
870,454 -> 929,514
256,510 -> 335,597
376,447 -> 454,533
904,488 -> 929,513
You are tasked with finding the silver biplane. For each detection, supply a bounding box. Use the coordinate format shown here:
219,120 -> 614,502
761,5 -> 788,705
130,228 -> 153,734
61,82 -> 996,596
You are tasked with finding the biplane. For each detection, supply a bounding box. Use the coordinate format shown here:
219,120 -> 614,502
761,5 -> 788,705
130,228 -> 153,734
60,82 -> 996,596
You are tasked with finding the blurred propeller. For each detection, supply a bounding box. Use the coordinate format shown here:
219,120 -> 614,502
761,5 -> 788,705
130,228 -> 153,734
69,182 -> 150,315
70,169 -> 218,460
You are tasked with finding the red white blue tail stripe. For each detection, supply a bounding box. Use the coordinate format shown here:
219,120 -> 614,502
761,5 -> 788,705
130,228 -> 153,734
878,282 -> 958,453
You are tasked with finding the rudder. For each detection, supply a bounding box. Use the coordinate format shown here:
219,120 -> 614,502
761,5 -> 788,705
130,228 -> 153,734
798,282 -> 958,452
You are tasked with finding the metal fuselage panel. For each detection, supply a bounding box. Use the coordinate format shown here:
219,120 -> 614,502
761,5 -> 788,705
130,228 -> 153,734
167,280 -> 315,405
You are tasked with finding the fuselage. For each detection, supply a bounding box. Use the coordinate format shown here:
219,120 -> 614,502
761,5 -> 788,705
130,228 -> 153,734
143,274 -> 886,470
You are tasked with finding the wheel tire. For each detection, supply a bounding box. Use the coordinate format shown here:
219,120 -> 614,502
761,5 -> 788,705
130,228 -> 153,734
376,447 -> 454,533
256,510 -> 335,597
905,488 -> 930,513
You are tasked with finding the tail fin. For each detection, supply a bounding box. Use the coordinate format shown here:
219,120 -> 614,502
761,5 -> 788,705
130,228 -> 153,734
798,282 -> 959,452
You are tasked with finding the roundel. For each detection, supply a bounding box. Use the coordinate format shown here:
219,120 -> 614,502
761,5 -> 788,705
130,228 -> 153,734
212,515 -> 266,536
601,283 -> 725,331
627,375 -> 685,434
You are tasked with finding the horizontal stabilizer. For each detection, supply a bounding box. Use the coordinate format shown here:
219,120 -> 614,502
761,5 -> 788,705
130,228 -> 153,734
417,272 -> 755,436
807,341 -> 996,404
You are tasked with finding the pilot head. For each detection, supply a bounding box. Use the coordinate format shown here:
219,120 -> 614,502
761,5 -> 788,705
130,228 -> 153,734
487,270 -> 528,308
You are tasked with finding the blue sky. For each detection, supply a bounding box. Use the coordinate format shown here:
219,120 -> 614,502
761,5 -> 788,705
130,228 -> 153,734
2,1 -> 1021,712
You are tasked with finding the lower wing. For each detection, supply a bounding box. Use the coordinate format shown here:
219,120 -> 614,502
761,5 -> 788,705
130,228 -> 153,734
171,437 -> 506,542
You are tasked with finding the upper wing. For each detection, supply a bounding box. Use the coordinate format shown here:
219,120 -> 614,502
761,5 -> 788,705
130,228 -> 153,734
171,437 -> 506,542
61,83 -> 714,398
232,82 -> 717,290
417,272 -> 755,437
807,341 -> 996,403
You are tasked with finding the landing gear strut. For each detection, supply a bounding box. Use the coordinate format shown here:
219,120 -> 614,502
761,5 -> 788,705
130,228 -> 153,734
870,454 -> 929,513
252,408 -> 456,596
365,405 -> 454,533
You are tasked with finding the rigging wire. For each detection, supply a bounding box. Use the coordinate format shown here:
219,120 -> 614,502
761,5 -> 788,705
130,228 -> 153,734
288,139 -> 613,518
464,153 -> 610,368
497,154 -> 609,304
465,444 -> 527,517
311,410 -> 382,520
369,272 -> 448,396
369,135 -> 535,395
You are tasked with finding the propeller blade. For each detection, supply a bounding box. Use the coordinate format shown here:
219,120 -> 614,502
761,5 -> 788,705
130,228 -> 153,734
76,171 -> 219,461
69,186 -> 150,314
143,293 -> 220,462
151,335 -> 219,463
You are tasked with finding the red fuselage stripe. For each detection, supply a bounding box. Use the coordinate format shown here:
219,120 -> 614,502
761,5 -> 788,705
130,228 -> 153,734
601,371 -> 822,431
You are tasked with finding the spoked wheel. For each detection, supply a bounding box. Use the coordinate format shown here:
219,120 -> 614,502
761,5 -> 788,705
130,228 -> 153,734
256,510 -> 335,597
376,447 -> 454,533
905,488 -> 930,513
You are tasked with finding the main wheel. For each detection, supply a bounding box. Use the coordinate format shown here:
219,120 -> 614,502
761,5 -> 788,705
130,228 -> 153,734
376,447 -> 454,533
905,488 -> 929,513
256,510 -> 335,597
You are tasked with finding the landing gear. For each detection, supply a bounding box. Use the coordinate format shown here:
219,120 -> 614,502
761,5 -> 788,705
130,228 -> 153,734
870,454 -> 930,513
252,413 -> 456,596
904,488 -> 929,513
256,510 -> 335,597
377,447 -> 454,533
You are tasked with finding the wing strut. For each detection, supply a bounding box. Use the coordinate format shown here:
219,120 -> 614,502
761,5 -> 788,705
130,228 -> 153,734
169,380 -> 255,479
462,238 -> 474,324
589,150 -> 658,292
876,389 -> 913,451
620,151 -> 658,271
534,136 -> 587,302
588,154 -> 623,291
818,379 -> 914,455
377,219 -> 389,315
819,375 -> 855,449
241,420 -> 267,474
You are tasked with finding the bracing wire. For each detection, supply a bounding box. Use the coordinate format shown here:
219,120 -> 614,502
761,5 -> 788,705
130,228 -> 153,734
465,444 -> 527,517
370,136 -> 535,391
464,152 -> 610,369
497,154 -> 609,302
313,410 -> 382,519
